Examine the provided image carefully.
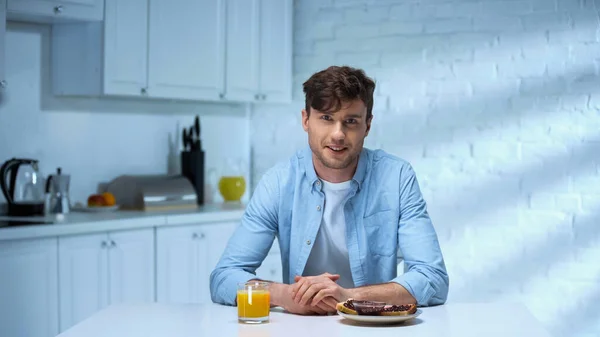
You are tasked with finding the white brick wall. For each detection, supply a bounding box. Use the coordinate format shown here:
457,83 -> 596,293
250,1 -> 600,335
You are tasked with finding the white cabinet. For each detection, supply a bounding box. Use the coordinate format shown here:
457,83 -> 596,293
0,238 -> 59,337
257,0 -> 293,103
224,0 -> 292,103
7,0 -> 103,22
51,0 -> 292,104
52,0 -> 226,101
0,0 -> 6,92
52,0 -> 149,97
58,228 -> 155,332
156,221 -> 237,304
148,0 -> 226,101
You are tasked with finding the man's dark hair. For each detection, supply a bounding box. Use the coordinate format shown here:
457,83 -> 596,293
302,65 -> 376,121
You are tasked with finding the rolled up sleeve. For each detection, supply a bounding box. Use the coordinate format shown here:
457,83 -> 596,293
209,170 -> 280,305
391,164 -> 449,306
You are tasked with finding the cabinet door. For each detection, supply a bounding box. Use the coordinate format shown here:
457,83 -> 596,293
224,0 -> 259,102
7,0 -> 104,21
107,229 -> 155,305
0,0 -> 6,93
58,233 -> 109,332
148,0 -> 226,101
258,0 -> 292,103
202,222 -> 237,303
103,0 -> 148,96
156,225 -> 203,304
0,238 -> 59,337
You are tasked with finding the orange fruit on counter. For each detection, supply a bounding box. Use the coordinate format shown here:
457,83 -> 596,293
87,194 -> 106,207
102,192 -> 116,206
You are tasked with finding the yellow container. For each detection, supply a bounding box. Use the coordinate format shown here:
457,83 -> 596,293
219,176 -> 246,201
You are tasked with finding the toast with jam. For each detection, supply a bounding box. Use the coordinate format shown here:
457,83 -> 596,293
336,299 -> 417,316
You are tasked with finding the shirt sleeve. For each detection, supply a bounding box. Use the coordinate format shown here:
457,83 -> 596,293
209,169 -> 280,306
390,163 -> 450,306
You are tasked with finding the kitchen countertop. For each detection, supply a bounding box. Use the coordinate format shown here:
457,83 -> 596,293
55,302 -> 551,337
0,202 -> 246,241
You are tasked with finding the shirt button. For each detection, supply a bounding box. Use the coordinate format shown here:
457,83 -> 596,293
316,205 -> 321,211
306,240 -> 311,245
316,180 -> 321,186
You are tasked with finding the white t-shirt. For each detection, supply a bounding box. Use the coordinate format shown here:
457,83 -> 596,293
302,179 -> 354,289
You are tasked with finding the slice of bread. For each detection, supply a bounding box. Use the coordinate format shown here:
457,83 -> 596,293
336,299 -> 417,316
336,299 -> 358,315
379,304 -> 417,316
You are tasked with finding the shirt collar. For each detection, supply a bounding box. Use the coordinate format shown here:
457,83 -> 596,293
300,146 -> 369,191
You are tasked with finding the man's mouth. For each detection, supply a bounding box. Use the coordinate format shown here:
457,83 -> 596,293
326,146 -> 347,153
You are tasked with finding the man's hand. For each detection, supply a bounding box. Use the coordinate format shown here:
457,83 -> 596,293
269,282 -> 337,315
291,273 -> 352,308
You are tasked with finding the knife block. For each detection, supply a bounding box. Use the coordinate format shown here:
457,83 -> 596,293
181,150 -> 205,205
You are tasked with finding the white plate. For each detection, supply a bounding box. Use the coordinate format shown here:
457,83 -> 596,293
73,205 -> 119,213
337,309 -> 421,324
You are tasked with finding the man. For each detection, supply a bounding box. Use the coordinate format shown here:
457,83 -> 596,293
210,66 -> 449,315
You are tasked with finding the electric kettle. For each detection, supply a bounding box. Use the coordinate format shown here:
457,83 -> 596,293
0,158 -> 46,216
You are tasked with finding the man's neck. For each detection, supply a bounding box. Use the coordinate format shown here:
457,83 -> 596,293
312,155 -> 358,183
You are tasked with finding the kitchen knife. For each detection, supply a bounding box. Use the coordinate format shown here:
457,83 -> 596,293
189,126 -> 195,151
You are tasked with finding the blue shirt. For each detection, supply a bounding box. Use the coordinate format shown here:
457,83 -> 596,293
210,146 -> 449,306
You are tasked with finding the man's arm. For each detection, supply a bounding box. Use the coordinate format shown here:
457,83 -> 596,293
390,163 -> 449,306
209,170 -> 279,306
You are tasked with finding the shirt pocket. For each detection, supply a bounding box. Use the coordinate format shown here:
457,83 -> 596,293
362,210 -> 397,256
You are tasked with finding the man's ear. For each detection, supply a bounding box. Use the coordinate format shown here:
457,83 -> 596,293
302,109 -> 310,132
365,115 -> 373,136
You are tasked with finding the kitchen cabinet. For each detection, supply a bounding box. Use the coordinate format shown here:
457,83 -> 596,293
156,221 -> 237,304
0,238 -> 59,337
52,0 -> 292,104
51,0 -> 149,97
0,0 -> 6,92
52,0 -> 226,101
58,228 -> 155,332
6,0 -> 103,23
147,0 -> 226,101
157,221 -> 282,304
224,0 -> 292,103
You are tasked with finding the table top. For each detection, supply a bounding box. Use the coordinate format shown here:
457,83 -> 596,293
56,302 -> 551,337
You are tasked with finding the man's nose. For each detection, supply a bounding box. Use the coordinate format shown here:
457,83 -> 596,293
331,122 -> 346,141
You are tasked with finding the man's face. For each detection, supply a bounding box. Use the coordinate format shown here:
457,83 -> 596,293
302,99 -> 371,171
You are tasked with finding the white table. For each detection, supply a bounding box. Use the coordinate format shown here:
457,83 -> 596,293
56,302 -> 552,337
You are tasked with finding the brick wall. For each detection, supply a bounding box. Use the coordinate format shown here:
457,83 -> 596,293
250,1 -> 600,335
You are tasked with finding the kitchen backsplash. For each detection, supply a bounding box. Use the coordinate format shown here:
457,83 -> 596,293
0,22 -> 251,206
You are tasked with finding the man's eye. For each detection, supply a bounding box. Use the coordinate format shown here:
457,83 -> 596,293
346,119 -> 357,124
320,115 -> 331,121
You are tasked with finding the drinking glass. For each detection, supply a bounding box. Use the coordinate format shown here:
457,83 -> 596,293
237,281 -> 270,324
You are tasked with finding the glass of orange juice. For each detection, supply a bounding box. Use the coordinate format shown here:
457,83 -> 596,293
237,281 -> 270,324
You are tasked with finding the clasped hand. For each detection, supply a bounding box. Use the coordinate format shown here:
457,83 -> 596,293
284,272 -> 351,315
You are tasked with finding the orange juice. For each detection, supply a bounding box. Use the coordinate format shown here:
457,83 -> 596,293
237,289 -> 270,320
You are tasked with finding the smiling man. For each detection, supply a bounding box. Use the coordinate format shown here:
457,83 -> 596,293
210,66 -> 449,315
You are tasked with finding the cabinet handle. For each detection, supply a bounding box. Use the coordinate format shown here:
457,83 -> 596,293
219,93 -> 225,99
254,94 -> 260,100
141,87 -> 147,95
261,94 -> 267,100
192,233 -> 206,240
0,80 -> 6,89
53,5 -> 63,14
110,240 -> 116,247
101,241 -> 107,248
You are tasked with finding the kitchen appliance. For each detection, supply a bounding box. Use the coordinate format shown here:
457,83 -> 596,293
45,167 -> 71,214
0,158 -> 46,216
181,115 -> 205,205
105,174 -> 198,211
